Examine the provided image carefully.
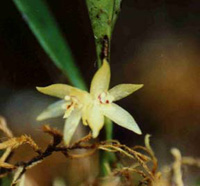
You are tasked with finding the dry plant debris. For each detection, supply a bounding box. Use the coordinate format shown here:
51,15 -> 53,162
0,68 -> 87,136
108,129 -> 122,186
0,116 -> 200,186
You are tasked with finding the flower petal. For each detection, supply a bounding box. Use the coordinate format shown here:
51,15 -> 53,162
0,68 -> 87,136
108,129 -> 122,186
109,84 -> 143,101
36,84 -> 87,99
63,109 -> 82,146
86,104 -> 104,138
37,100 -> 66,121
90,59 -> 110,97
101,103 -> 142,134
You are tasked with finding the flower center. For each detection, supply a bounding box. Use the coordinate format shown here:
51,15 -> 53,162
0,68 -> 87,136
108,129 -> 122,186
63,95 -> 82,118
98,92 -> 113,105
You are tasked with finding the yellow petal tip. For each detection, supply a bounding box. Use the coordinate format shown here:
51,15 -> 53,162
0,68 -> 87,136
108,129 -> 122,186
36,86 -> 43,92
135,84 -> 144,90
92,130 -> 99,138
63,137 -> 70,147
36,115 -> 43,121
134,127 -> 142,135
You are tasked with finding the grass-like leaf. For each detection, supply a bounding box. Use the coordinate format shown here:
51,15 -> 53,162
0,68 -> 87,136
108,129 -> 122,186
86,0 -> 122,66
13,0 -> 87,90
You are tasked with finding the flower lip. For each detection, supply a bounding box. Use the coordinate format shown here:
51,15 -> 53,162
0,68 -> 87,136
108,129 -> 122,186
63,96 -> 83,119
97,92 -> 113,105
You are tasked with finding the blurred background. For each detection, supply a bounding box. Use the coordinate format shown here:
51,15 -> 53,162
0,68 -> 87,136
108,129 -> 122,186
0,0 -> 200,185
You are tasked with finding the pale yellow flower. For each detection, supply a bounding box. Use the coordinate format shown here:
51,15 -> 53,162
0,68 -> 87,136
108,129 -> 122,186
36,60 -> 143,145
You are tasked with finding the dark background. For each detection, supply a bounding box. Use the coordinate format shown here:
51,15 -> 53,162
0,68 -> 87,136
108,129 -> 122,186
0,0 -> 200,185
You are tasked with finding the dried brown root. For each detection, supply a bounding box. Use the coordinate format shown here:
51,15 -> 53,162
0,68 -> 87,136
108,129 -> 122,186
0,122 -> 160,186
154,147 -> 200,186
0,116 -> 13,138
100,134 -> 161,186
0,116 -> 14,165
171,148 -> 184,186
182,156 -> 200,167
1,117 -> 199,186
0,135 -> 41,154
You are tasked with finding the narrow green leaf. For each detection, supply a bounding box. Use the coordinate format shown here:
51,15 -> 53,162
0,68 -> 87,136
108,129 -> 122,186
112,0 -> 122,31
86,0 -> 122,66
13,0 -> 87,90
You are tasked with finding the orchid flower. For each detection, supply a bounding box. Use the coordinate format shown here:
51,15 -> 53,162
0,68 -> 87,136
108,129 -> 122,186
36,60 -> 143,145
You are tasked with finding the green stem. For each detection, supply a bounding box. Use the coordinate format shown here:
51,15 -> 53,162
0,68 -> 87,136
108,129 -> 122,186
86,0 -> 123,176
105,118 -> 113,140
100,118 -> 116,176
